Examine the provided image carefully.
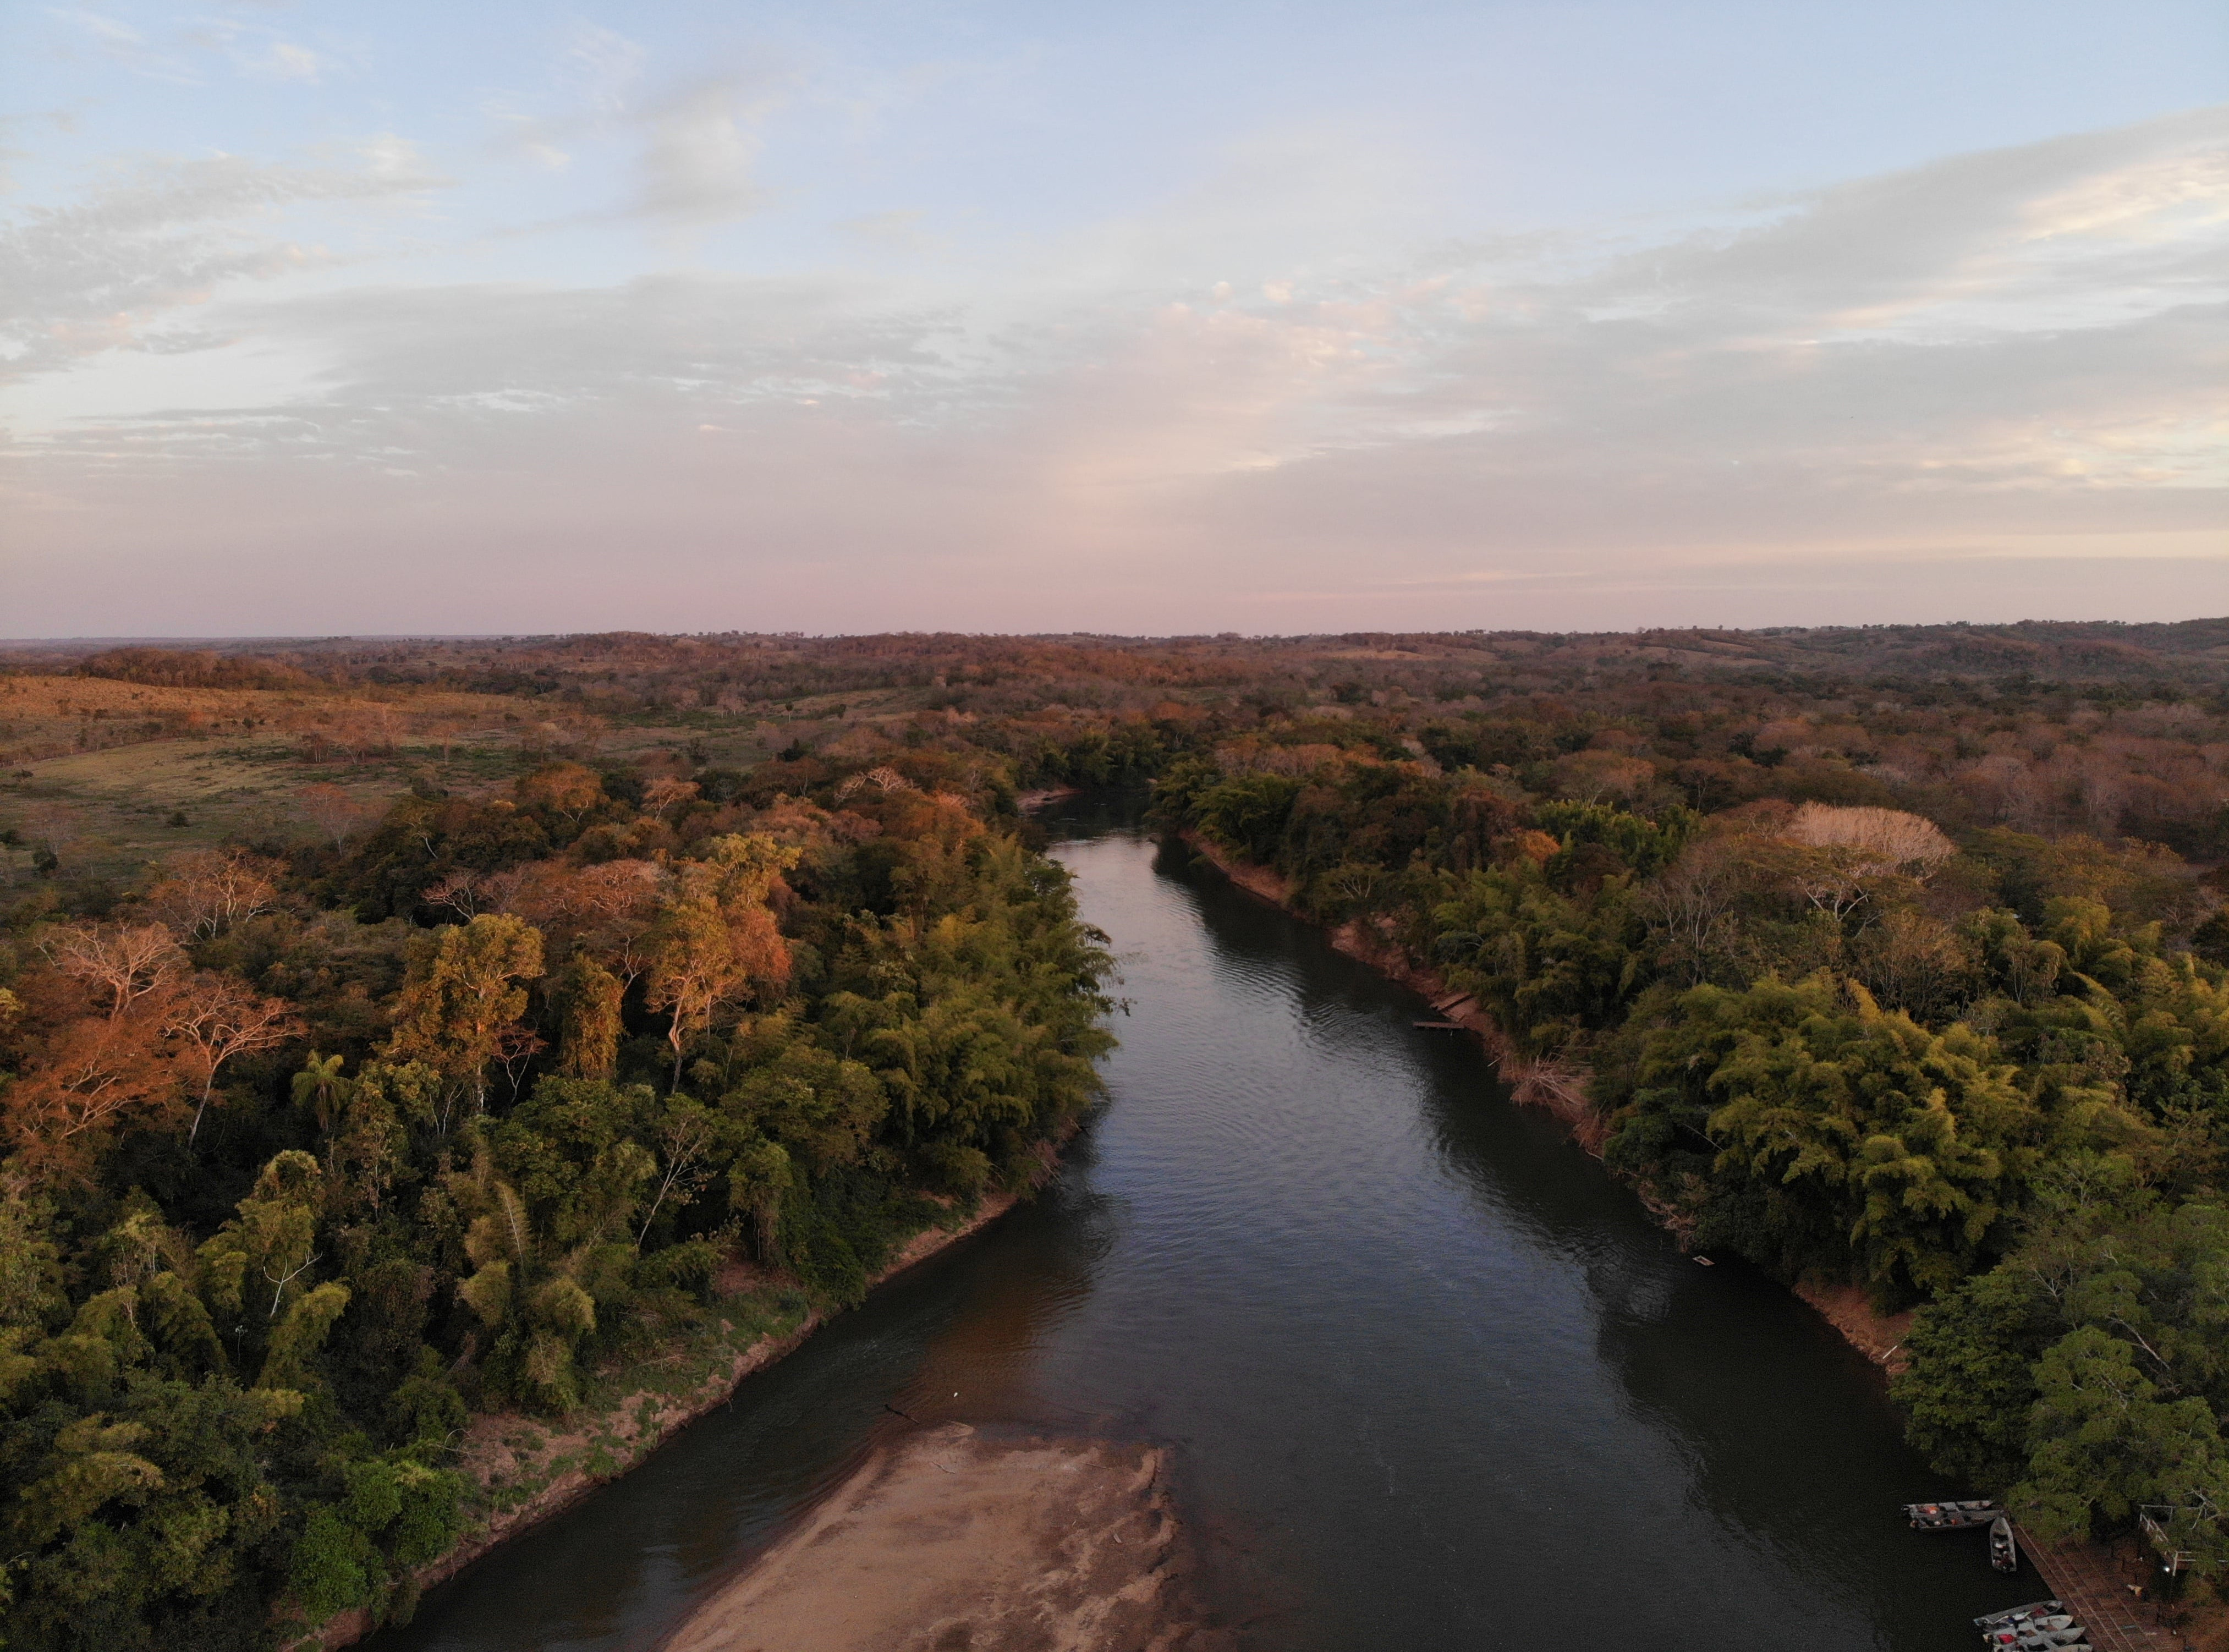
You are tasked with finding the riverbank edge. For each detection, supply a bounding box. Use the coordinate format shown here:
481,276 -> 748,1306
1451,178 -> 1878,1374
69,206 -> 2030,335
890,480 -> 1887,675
1173,829 -> 1915,1372
295,1184 -> 1034,1650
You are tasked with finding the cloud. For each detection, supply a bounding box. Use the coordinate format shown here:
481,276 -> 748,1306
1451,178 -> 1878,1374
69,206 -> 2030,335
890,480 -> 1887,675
481,50 -> 787,228
632,76 -> 781,226
563,24 -> 647,117
833,208 -> 939,257
0,141 -> 448,381
1624,106 -> 2229,344
248,272 -> 957,409
240,41 -> 325,84
4,109 -> 2222,633
50,5 -> 202,84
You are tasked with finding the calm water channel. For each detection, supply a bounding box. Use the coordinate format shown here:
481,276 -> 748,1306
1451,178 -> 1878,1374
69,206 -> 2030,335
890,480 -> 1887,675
374,806 -> 2044,1650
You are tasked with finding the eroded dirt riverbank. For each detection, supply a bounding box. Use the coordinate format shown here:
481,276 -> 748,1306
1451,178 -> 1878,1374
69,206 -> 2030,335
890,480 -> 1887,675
1174,828 -> 1917,1369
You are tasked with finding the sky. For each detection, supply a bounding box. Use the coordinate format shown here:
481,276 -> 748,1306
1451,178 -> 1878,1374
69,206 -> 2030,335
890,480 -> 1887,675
2,1 -> 2225,638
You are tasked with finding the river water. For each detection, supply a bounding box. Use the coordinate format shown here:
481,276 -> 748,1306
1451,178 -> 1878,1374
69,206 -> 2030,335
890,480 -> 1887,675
374,812 -> 2044,1651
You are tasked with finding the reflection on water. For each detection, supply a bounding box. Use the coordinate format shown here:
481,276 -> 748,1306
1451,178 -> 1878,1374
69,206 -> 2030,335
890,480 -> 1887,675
373,814 -> 2042,1651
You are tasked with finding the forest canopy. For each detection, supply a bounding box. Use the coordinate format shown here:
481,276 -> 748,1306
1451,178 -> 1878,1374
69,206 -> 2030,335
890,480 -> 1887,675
1,618 -> 2225,1645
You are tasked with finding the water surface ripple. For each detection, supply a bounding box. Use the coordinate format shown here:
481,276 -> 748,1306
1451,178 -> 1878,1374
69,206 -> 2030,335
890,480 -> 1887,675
375,816 -> 2043,1651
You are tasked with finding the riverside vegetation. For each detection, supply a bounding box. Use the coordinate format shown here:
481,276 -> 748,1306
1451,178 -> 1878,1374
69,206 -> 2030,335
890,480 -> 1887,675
2,619 -> 2226,1646
0,728 -> 1112,1647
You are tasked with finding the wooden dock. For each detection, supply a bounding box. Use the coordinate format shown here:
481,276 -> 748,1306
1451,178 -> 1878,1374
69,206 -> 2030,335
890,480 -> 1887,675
2016,1528 -> 2178,1651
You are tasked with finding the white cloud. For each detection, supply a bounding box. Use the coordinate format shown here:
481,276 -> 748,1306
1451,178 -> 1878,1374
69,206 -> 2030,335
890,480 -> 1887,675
479,52 -> 788,227
241,42 -> 324,84
0,145 -> 448,382
4,109 -> 2222,633
66,9 -> 140,47
563,24 -> 647,117
52,4 -> 202,84
633,78 -> 776,224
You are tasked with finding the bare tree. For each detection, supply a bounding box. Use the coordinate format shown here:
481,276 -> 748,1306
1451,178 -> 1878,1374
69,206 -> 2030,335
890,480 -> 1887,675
424,867 -> 521,921
1646,838 -> 1748,985
490,1021 -> 545,1104
1852,910 -> 1980,1023
42,924 -> 188,1020
148,849 -> 280,939
497,859 -> 661,977
1777,842 -> 1874,924
1,1013 -> 181,1184
642,776 -> 701,821
638,1097 -> 720,1244
1549,750 -> 1656,803
163,974 -> 303,1141
297,783 -> 374,849
835,765 -> 915,801
423,869 -> 483,921
425,715 -> 472,767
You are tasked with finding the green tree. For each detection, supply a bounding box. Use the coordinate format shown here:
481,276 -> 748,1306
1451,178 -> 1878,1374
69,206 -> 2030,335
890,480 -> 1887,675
445,1143 -> 641,1413
554,952 -> 624,1081
2016,1324 -> 2227,1540
1893,1266 -> 2052,1487
197,1151 -> 327,1369
385,914 -> 546,1119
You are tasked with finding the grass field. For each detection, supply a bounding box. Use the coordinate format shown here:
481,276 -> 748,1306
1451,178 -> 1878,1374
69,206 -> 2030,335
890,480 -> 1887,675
0,667 -> 938,894
2,737 -> 443,887
0,716 -> 792,892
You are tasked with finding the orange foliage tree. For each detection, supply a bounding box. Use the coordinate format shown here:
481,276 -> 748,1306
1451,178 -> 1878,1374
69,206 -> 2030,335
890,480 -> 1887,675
643,834 -> 797,1089
3,1012 -> 180,1185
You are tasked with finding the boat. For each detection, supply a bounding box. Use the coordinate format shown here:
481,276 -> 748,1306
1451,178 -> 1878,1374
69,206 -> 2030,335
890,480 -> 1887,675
1981,1628 -> 2088,1651
1907,1499 -> 2004,1530
1990,1513 -> 2021,1572
1975,1601 -> 2063,1628
1977,1600 -> 2075,1647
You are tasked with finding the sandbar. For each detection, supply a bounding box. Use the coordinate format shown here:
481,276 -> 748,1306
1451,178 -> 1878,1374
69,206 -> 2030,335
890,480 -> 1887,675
661,1424 -> 1218,1652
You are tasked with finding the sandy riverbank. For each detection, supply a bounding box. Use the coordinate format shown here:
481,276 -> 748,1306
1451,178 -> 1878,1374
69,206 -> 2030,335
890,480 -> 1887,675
660,1424 -> 1221,1652
305,1190 -> 1029,1649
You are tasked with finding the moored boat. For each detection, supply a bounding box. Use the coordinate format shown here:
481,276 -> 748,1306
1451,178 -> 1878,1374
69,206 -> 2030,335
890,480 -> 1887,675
1976,1601 -> 2063,1626
1990,1513 -> 2021,1573
1979,1614 -> 2077,1640
1977,1599 -> 2075,1647
1907,1499 -> 2004,1529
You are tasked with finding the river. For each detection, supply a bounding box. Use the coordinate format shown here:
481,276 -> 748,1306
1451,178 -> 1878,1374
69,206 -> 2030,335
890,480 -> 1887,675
371,809 -> 2044,1650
